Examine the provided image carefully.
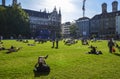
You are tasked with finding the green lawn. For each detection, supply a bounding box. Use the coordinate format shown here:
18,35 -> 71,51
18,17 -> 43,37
0,40 -> 120,79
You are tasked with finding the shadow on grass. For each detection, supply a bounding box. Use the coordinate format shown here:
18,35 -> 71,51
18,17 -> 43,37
33,70 -> 50,77
113,53 -> 120,57
33,65 -> 50,77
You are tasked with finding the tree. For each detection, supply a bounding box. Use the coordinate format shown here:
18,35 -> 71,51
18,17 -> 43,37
0,6 -> 7,36
69,23 -> 78,38
0,5 -> 30,38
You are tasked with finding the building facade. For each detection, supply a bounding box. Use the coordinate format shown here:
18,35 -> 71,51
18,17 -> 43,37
116,15 -> 120,36
61,22 -> 71,38
1,0 -> 62,39
90,1 -> 120,38
2,0 -> 5,6
90,15 -> 99,37
76,17 -> 90,38
24,7 -> 61,39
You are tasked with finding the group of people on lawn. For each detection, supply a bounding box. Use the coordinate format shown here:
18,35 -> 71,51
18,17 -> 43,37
1,37 -> 120,74
82,38 -> 119,54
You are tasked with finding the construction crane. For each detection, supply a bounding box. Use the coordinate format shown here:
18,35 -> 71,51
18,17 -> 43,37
82,0 -> 86,17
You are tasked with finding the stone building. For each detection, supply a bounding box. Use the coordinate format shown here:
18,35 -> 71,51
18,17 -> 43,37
24,7 -> 61,39
1,0 -> 62,39
90,15 -> 99,37
116,15 -> 120,36
90,1 -> 120,38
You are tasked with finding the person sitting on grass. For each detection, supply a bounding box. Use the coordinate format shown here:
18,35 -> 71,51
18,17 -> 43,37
6,46 -> 22,53
82,39 -> 89,45
87,45 -> 102,55
34,55 -> 50,73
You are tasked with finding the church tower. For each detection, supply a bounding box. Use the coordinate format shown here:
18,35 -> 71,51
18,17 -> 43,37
59,8 -> 61,16
59,8 -> 61,23
102,3 -> 107,14
12,0 -> 17,5
53,6 -> 57,13
112,1 -> 118,12
2,0 -> 5,6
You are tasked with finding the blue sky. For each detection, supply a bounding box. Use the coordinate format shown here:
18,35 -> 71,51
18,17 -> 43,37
0,0 -> 120,23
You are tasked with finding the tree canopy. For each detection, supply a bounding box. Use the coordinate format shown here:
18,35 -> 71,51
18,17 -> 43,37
0,5 -> 30,39
69,23 -> 78,38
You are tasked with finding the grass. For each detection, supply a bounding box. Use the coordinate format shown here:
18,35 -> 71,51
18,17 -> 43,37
0,40 -> 120,79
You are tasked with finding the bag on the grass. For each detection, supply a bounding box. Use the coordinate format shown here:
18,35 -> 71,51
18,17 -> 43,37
112,47 -> 116,52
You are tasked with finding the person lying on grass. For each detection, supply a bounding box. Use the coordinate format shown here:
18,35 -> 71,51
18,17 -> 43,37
34,55 -> 50,73
6,46 -> 22,53
28,43 -> 35,46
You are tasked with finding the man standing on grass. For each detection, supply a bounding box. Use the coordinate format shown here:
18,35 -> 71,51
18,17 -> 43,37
51,38 -> 55,48
108,39 -> 115,53
55,38 -> 59,49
